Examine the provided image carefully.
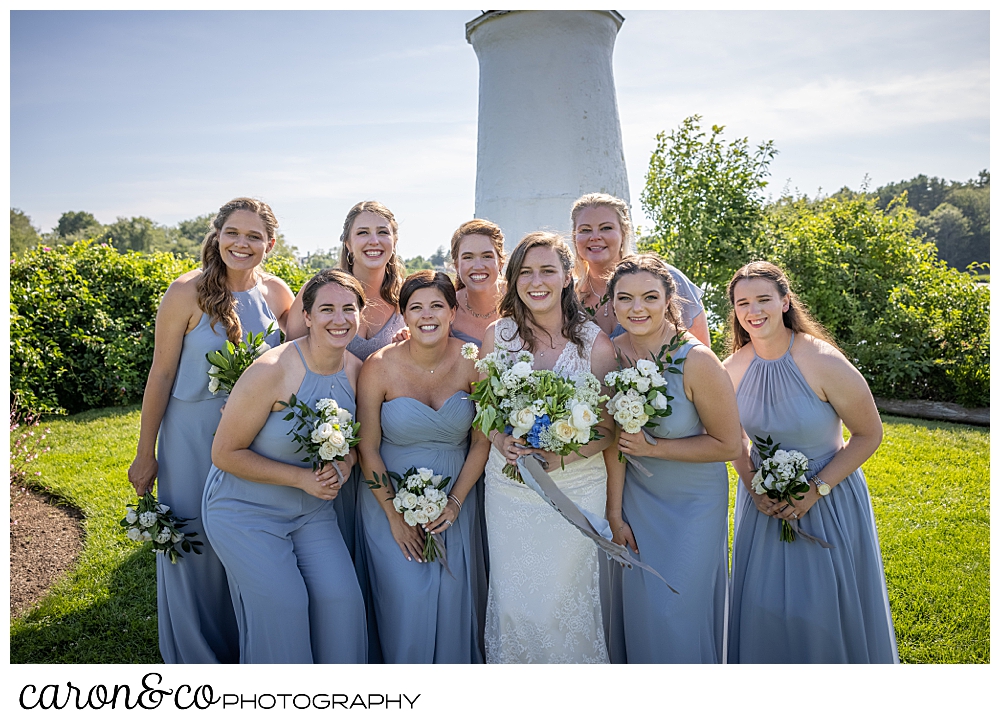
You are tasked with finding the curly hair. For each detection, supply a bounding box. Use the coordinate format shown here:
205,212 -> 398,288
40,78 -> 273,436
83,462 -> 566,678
498,232 -> 589,357
337,200 -> 406,307
196,197 -> 277,344
727,261 -> 841,354
448,219 -> 506,291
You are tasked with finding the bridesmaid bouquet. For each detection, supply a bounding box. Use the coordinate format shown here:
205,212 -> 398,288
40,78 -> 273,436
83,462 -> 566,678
752,436 -> 811,543
120,492 -> 203,564
206,322 -> 276,395
465,342 -> 607,482
603,337 -> 685,462
391,466 -> 452,564
280,396 -> 361,482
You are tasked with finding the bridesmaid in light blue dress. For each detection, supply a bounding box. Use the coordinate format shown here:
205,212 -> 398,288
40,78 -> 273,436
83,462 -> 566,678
724,261 -> 898,663
604,255 -> 742,664
357,271 -> 489,663
285,201 -> 408,662
203,269 -> 367,663
128,198 -> 293,664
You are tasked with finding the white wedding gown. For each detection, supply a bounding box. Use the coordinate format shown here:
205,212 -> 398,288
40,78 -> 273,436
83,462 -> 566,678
483,318 -> 610,663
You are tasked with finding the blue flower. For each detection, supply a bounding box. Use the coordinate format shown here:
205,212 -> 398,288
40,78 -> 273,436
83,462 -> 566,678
526,414 -> 551,448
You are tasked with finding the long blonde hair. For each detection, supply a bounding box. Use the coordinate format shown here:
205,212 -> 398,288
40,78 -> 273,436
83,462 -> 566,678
337,200 -> 406,307
196,198 -> 277,344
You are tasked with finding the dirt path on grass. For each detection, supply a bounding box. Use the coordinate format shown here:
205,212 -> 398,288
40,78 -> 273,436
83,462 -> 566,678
9,483 -> 84,618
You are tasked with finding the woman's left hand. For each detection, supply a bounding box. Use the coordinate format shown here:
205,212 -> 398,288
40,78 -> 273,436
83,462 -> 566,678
773,487 -> 820,521
617,430 -> 657,458
391,327 -> 411,344
321,458 -> 352,488
424,499 -> 460,535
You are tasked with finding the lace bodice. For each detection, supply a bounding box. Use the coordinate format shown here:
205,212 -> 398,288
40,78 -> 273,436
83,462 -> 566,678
492,317 -> 601,378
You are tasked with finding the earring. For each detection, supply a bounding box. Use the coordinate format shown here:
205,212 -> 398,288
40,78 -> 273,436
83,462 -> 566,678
346,248 -> 355,267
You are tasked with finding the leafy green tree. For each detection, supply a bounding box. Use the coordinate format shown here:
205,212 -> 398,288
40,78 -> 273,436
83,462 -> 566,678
56,210 -> 103,240
100,216 -> 168,253
10,208 -> 41,255
302,249 -> 341,271
640,115 -> 777,316
874,174 -> 951,216
404,255 -> 433,275
428,246 -> 448,268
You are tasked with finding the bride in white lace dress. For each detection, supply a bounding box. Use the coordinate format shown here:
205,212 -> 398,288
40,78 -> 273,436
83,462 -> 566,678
479,232 -> 617,663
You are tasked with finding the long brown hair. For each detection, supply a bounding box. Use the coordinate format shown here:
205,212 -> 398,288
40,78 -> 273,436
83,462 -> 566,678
400,270 -> 457,311
727,261 -> 841,354
498,232 -> 588,356
570,192 -> 637,291
337,200 -> 406,307
449,219 -> 506,291
196,198 -> 277,344
608,254 -> 686,335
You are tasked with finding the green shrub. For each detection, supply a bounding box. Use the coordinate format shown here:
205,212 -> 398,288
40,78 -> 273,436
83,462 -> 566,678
263,252 -> 311,294
10,241 -> 197,415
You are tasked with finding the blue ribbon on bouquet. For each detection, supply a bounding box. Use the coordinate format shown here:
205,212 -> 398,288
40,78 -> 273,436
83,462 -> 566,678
517,455 -> 679,595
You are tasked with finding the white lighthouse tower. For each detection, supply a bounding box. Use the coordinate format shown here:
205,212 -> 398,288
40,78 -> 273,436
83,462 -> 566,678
465,10 -> 630,250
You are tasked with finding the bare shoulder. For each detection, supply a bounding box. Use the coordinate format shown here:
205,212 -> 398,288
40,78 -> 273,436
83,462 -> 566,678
238,341 -> 294,386
684,339 -> 724,370
164,268 -> 202,299
260,273 -> 294,296
795,334 -> 858,379
722,344 -> 753,373
344,351 -> 363,389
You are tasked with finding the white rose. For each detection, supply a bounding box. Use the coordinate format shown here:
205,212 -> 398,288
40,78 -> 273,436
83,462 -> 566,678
336,407 -> 353,426
257,341 -> 271,355
635,377 -> 651,393
208,376 -> 220,394
125,509 -> 138,524
571,403 -> 597,431
140,530 -> 153,542
417,467 -> 434,482
636,359 -> 657,376
652,392 -> 668,410
551,419 -> 578,444
403,492 -> 419,509
319,440 -> 337,460
328,430 -> 346,449
573,426 -> 591,444
127,527 -> 142,541
317,422 -> 335,440
414,510 -> 429,524
171,532 -> 184,543
431,474 -> 443,486
628,400 -> 645,417
623,419 -> 643,434
650,372 -> 667,388
510,407 -> 536,438
423,503 -> 441,521
403,510 -> 418,526
393,498 -> 404,513
510,361 -> 532,379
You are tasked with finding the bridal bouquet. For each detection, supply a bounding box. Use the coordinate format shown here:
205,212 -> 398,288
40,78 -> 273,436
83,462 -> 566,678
751,435 -> 811,543
280,396 -> 361,480
465,342 -> 607,482
206,322 -> 276,395
391,466 -> 452,564
120,492 -> 203,564
604,336 -> 685,462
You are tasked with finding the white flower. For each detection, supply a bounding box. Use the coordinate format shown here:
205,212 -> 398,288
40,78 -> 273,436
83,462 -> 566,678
551,418 -> 578,444
515,351 -> 534,364
403,492 -> 419,509
125,509 -> 138,524
635,377 -> 651,393
623,419 -> 643,434
157,503 -> 170,514
318,440 -> 337,460
316,398 -> 338,413
328,430 -> 346,449
510,407 -> 536,438
501,370 -> 521,390
393,498 -> 404,513
570,403 -> 597,431
155,528 -> 172,544
336,407 -> 353,426
257,341 -> 271,355
403,510 -> 418,526
650,372 -> 667,388
127,527 -> 142,541
510,361 -> 532,379
171,532 -> 184,543
414,510 -> 429,524
417,467 -> 434,482
628,400 -> 645,417
652,392 -> 668,410
461,342 -> 480,360
604,371 -> 620,387
636,359 -> 657,376
139,511 -> 157,528
140,530 -> 153,542
208,376 -> 220,394
422,503 -> 441,521
431,474 -> 443,486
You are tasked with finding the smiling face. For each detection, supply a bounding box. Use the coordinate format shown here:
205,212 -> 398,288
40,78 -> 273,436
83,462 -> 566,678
515,246 -> 570,316
733,277 -> 790,339
403,286 -> 456,345
303,283 -> 361,350
456,234 -> 500,290
574,205 -> 624,271
612,271 -> 672,337
345,211 -> 395,273
217,209 -> 274,270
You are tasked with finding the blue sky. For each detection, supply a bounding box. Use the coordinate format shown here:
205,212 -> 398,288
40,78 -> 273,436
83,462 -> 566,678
9,9 -> 989,259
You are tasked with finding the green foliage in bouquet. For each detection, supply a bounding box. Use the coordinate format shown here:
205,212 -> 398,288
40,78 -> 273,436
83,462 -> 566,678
206,322 -> 275,395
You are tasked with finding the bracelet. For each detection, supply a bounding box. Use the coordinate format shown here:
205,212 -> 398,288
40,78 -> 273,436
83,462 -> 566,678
448,494 -> 462,512
489,430 -> 501,445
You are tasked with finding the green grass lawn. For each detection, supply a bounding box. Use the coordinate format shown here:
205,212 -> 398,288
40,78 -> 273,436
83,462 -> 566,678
10,408 -> 990,664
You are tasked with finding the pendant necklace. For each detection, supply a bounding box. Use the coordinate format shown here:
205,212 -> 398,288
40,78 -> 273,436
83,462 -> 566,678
584,276 -> 610,317
463,291 -> 497,320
